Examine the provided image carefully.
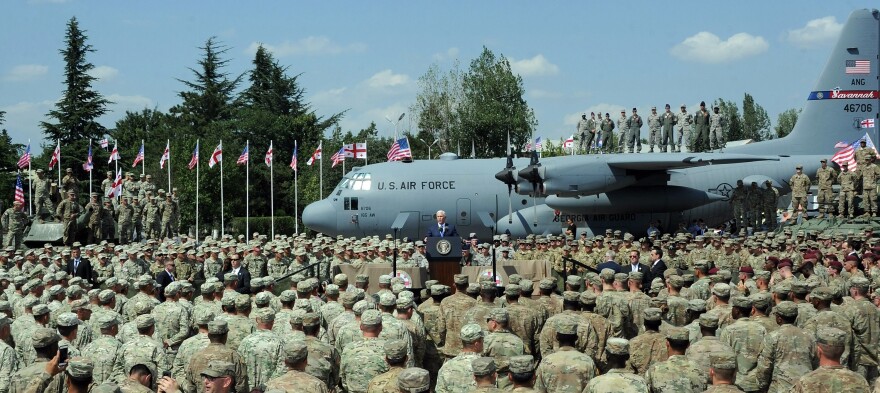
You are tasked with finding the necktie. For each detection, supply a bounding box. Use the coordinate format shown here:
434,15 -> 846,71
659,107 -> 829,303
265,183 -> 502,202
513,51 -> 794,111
169,273 -> 174,282
440,224 -> 445,237
74,260 -> 79,272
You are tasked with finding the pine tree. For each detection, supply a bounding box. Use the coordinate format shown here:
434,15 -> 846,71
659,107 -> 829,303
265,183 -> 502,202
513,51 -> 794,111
171,36 -> 242,133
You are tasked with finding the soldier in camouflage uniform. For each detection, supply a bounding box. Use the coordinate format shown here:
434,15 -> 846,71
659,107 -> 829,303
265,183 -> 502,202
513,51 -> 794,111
816,158 -> 836,218
644,327 -> 706,392
138,175 -> 156,202
534,319 -> 598,392
790,327 -> 870,393
709,105 -> 726,150
746,182 -> 763,229
183,320 -> 248,393
743,301 -> 817,393
1,201 -> 29,249
802,287 -> 855,370
265,341 -> 329,393
789,165 -> 811,220
436,324 -> 483,393
647,106 -> 661,153
675,104 -> 693,153
32,169 -> 54,221
628,308 -> 668,375
599,113 -> 615,153
440,274 -> 477,359
616,110 -> 629,153
56,190 -> 81,246
299,312 -> 339,388
686,313 -> 735,383
116,196 -> 134,244
365,339 -> 407,393
61,167 -> 80,198
83,193 -> 104,244
80,313 -> 122,385
719,295 -> 768,392
585,338 -> 649,393
482,308 -> 525,390
113,315 -> 167,382
153,283 -> 190,371
238,308 -> 285,391
730,180 -> 747,230
132,197 -> 144,242
838,163 -> 857,218
160,194 -> 177,239
860,156 -> 880,216
468,357 -> 505,393
841,277 -> 879,383
576,114 -> 591,153
704,353 -> 745,393
0,316 -> 16,393
340,310 -> 389,393
8,328 -> 65,393
172,313 -> 211,382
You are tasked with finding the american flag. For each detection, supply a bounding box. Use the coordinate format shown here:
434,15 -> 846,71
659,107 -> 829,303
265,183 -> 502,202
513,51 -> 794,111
13,174 -> 24,206
237,144 -> 249,165
159,141 -> 169,169
208,142 -> 222,168
862,119 -> 876,129
17,144 -> 31,169
387,138 -> 412,162
331,146 -> 345,168
82,144 -> 93,172
188,141 -> 199,170
563,135 -> 574,149
534,137 -> 543,150
99,138 -> 109,149
846,60 -> 871,74
264,142 -> 273,167
108,142 -> 119,164
132,143 -> 145,167
290,141 -> 298,172
832,132 -> 878,170
344,143 -> 367,159
106,169 -> 123,198
523,141 -> 532,151
307,142 -> 322,166
48,143 -> 60,169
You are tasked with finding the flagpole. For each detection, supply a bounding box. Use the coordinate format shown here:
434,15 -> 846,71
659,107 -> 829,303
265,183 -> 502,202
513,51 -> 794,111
220,140 -> 225,237
141,139 -> 145,177
294,141 -> 299,235
166,139 -> 171,193
245,140 -> 250,246
113,142 -> 118,202
364,140 -> 368,165
269,140 -> 274,239
56,140 -> 61,194
195,139 -> 199,243
88,139 -> 93,196
27,139 -> 32,215
319,139 -> 324,200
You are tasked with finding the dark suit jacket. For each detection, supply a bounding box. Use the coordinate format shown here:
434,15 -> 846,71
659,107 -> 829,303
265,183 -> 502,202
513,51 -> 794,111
425,222 -> 459,238
234,267 -> 252,294
66,258 -> 93,284
624,263 -> 652,290
596,261 -> 622,274
155,270 -> 174,302
650,259 -> 668,279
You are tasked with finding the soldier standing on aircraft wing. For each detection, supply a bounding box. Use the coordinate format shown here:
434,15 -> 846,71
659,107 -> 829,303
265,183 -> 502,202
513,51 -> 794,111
816,159 -> 836,218
589,112 -> 600,153
789,165 -> 811,220
747,182 -> 762,229
838,163 -> 856,219
762,180 -> 778,230
859,156 -> 879,217
693,101 -> 711,152
660,104 -> 677,153
617,110 -> 628,153
675,104 -> 693,153
709,106 -> 726,150
855,139 -> 875,168
648,106 -> 661,153
600,113 -> 615,153
730,180 -> 747,231
627,108 -> 643,154
577,114 -> 592,154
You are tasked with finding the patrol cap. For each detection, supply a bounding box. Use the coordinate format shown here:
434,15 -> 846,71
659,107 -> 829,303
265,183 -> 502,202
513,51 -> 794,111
384,339 -> 408,361
460,323 -> 484,343
235,294 -> 251,310
430,284 -> 446,296
538,278 -> 556,290
325,284 -> 340,296
730,296 -> 753,309
194,312 -> 214,326
379,292 -> 397,307
579,290 -> 597,305
555,319 -> 578,335
254,292 -> 272,306
33,304 -> 50,316
353,300 -> 374,315
562,291 -> 579,302
32,328 -> 60,348
208,320 -> 229,335
454,274 -> 469,285
200,360 -> 235,378
605,338 -> 630,355
472,357 -> 496,376
135,314 -> 155,329
810,286 -> 834,301
333,273 -> 349,286
488,308 -> 509,323
773,301 -> 798,318
565,275 -> 582,286
666,327 -> 690,342
850,276 -> 871,289
816,327 -> 847,347
57,312 -> 81,327
280,290 -> 297,302
361,309 -> 382,326
354,274 -> 369,284
282,341 -> 309,363
255,308 -> 275,323
698,313 -> 719,328
397,368 -> 430,393
750,292 -> 772,309
643,307 -> 662,321
466,283 -> 481,295
302,312 -> 320,327
710,353 -> 737,370
66,357 -> 94,381
396,296 -> 413,310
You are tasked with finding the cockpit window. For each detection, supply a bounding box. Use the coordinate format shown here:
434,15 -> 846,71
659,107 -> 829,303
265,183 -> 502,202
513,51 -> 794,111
345,173 -> 371,191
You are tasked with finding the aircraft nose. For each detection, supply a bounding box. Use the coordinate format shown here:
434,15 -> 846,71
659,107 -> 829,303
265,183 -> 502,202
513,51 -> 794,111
302,199 -> 337,234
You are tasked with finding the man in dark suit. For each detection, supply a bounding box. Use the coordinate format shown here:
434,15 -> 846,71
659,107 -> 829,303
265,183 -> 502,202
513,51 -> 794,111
228,253 -> 251,294
624,249 -> 651,290
66,245 -> 94,285
649,247 -> 668,281
596,250 -> 622,273
155,259 -> 176,302
425,209 -> 459,239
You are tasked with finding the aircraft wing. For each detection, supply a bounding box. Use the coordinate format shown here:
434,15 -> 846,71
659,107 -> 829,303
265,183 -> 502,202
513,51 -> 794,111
604,153 -> 780,170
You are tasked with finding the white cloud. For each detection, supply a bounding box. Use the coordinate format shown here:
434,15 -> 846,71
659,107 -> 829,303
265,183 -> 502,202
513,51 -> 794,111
509,54 -> 559,77
247,36 -> 367,57
365,70 -> 410,89
787,16 -> 842,48
4,64 -> 48,81
432,47 -> 460,61
670,32 -> 768,63
88,65 -> 119,81
310,87 -> 347,105
0,99 -> 55,142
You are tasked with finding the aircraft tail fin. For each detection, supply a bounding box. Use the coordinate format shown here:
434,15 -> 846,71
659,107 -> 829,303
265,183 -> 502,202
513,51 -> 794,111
732,9 -> 879,156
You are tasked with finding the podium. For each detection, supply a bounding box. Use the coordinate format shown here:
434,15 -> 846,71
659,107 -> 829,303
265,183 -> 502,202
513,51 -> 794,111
425,236 -> 462,288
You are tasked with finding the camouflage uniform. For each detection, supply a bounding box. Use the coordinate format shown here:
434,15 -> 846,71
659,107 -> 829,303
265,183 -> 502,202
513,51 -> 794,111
116,201 -> 134,244
860,162 -> 880,215
113,332 -> 167,382
840,294 -> 880,380
1,206 -> 28,249
172,332 -> 208,382
719,316 -> 768,392
435,351 -> 480,393
340,337 -> 388,393
686,335 -> 734,384
790,170 -> 811,217
303,335 -> 339,389
816,163 -> 836,217
225,314 -> 256,352
534,346 -> 598,393
730,183 -> 748,231
440,287 -> 477,358
628,329 -> 668,375
184,341 -> 248,393
0,332 -> 16,393
647,110 -> 661,152
32,174 -> 53,219
55,198 -> 81,245
709,110 -> 726,150
762,183 -> 778,230
789,365 -> 870,393
585,369 -> 649,393
266,369 -> 329,393
745,319 -> 817,392
483,326 -> 525,389
576,116 -> 592,153
81,332 -> 122,384
675,107 -> 693,152
839,169 -> 857,218
238,326 -> 286,391
644,354 -> 707,392
366,366 -> 404,393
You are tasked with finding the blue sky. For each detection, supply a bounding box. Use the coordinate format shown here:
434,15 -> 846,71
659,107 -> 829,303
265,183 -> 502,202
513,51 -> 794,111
1,1 -> 876,151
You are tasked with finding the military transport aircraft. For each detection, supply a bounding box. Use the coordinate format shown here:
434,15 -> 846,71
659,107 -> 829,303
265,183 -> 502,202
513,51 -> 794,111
303,8 -> 880,240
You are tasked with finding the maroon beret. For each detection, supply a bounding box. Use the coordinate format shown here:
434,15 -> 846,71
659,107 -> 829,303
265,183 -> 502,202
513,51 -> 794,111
708,267 -> 719,275
777,260 -> 792,269
739,266 -> 754,274
825,254 -> 838,261
845,255 -> 859,263
767,256 -> 780,264
829,261 -> 844,271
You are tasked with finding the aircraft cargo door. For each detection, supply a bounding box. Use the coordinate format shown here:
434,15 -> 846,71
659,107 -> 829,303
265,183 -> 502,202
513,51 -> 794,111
456,198 -> 471,226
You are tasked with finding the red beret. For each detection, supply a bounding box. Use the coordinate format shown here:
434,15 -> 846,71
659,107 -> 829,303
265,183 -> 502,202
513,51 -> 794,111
802,253 -> 816,261
767,256 -> 780,264
777,260 -> 792,269
829,261 -> 844,271
825,254 -> 838,261
863,253 -> 876,261
708,267 -> 719,275
845,255 -> 859,263
739,266 -> 754,274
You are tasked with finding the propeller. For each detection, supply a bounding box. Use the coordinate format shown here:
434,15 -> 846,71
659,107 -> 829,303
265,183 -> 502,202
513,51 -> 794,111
494,154 -> 517,223
517,150 -> 543,228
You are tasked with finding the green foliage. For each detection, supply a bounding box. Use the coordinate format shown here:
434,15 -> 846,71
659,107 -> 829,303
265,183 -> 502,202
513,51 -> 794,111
39,17 -> 112,177
170,37 -> 242,129
413,62 -> 463,153
714,98 -> 743,142
230,216 -> 297,238
0,131 -> 24,209
774,108 -> 800,139
742,93 -> 771,141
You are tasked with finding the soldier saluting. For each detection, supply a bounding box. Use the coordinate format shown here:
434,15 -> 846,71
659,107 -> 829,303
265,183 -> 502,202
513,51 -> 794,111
56,190 -> 82,245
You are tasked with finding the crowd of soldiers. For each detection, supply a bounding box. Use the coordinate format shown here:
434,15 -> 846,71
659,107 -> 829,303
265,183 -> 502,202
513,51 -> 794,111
1,169 -> 180,250
2,220 -> 880,392
576,101 -> 726,154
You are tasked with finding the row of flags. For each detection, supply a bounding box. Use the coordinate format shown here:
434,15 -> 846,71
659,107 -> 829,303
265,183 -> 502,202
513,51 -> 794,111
26,138 -> 415,175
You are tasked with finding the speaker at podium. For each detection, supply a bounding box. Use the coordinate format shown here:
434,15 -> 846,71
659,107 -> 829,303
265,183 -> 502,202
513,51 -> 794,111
425,236 -> 463,288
